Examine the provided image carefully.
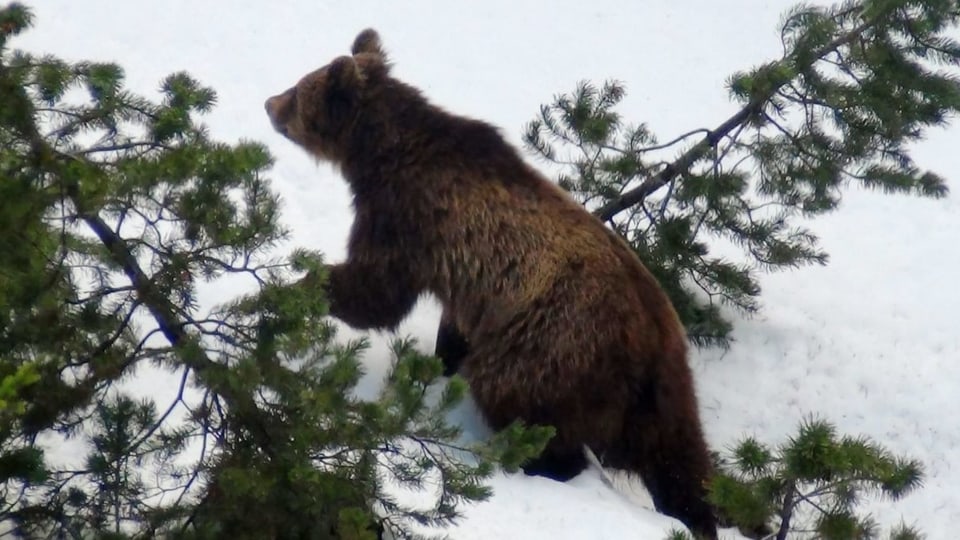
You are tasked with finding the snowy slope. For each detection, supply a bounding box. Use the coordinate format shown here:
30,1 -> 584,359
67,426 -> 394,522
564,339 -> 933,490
19,1 -> 960,538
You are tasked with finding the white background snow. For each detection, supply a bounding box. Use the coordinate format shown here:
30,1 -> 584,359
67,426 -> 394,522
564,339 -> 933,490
17,1 -> 960,538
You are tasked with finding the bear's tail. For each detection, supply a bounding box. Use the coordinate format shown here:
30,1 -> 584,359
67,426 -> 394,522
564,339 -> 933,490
602,364 -> 718,540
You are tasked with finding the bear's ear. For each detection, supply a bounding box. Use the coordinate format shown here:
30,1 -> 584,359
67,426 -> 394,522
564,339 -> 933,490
351,28 -> 385,58
326,55 -> 361,93
321,56 -> 361,130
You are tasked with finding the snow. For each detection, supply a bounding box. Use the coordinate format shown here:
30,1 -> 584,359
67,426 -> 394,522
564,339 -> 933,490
18,1 -> 960,538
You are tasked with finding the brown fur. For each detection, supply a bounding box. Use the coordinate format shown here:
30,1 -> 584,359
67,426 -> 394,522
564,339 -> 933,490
265,30 -> 717,539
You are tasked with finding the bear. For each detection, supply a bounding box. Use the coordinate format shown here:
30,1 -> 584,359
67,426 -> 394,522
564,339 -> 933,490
264,29 -> 718,539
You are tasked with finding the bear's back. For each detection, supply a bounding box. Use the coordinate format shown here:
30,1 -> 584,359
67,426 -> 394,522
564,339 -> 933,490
409,138 -> 681,353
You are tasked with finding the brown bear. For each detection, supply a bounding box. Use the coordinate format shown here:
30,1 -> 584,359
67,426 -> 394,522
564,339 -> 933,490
265,29 -> 718,539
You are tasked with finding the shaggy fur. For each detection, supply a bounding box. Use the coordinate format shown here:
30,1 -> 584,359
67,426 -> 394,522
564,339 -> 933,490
265,29 -> 717,539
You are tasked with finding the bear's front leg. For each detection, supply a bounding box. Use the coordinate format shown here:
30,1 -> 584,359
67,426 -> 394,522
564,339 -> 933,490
322,261 -> 420,330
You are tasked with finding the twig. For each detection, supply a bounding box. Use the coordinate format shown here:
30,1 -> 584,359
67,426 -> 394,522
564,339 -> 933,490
636,128 -> 711,154
124,367 -> 191,453
74,141 -> 172,156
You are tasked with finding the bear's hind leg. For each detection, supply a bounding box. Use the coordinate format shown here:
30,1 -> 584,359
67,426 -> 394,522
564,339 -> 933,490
635,428 -> 716,539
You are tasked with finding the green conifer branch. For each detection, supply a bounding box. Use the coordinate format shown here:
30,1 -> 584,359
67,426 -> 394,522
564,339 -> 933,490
594,11 -> 880,222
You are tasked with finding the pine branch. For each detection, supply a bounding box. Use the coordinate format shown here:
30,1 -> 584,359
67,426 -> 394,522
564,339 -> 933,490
75,203 -> 279,454
77,210 -> 183,347
22,124 -> 279,460
595,11 -> 879,222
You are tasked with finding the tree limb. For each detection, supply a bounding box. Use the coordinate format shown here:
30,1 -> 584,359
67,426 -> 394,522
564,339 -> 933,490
776,479 -> 797,540
594,94 -> 769,222
594,11 -> 878,222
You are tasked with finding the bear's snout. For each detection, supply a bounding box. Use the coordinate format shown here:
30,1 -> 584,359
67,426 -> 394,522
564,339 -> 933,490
264,89 -> 297,136
264,95 -> 284,124
264,95 -> 278,115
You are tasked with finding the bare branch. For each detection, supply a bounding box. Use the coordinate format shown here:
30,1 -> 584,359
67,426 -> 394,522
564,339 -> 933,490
74,140 -> 172,156
637,127 -> 711,153
124,367 -> 191,453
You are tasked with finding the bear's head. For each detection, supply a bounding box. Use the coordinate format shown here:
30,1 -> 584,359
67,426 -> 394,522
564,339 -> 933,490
264,29 -> 390,163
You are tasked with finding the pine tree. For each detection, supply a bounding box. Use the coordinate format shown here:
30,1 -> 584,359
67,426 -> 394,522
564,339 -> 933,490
0,4 -> 549,538
709,417 -> 924,540
525,0 -> 960,346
